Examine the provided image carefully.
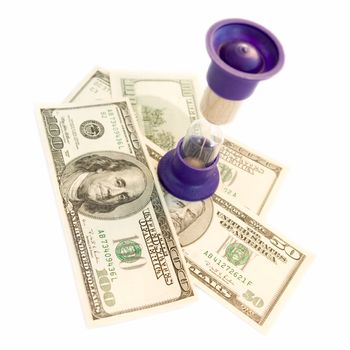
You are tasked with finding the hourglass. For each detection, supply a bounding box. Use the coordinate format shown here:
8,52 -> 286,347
158,19 -> 284,201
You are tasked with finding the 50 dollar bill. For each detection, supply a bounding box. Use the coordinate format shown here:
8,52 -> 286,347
146,144 -> 307,330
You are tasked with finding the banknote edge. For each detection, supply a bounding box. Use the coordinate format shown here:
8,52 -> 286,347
63,66 -> 111,103
35,106 -> 92,325
110,70 -> 202,101
258,251 -> 313,334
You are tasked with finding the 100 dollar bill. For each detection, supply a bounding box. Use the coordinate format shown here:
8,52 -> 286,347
37,100 -> 194,325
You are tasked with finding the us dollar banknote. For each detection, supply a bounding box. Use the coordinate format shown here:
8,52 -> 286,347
37,100 -> 195,325
110,71 -> 283,215
146,144 -> 307,329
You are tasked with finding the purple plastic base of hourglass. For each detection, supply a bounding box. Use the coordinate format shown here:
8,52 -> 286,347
157,138 -> 220,201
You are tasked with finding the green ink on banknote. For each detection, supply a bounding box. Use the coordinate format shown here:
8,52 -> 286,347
115,240 -> 142,263
225,243 -> 250,267
219,163 -> 237,186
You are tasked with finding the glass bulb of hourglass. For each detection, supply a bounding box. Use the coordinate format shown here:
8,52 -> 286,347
181,118 -> 223,168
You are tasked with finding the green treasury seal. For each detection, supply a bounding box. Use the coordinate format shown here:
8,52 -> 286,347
225,242 -> 250,267
115,240 -> 142,263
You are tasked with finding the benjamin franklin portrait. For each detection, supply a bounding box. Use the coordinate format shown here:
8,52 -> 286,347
60,151 -> 154,219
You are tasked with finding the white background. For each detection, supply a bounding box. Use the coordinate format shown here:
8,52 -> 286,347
0,0 -> 348,348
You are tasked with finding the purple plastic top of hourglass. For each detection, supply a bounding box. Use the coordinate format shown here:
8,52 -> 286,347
206,18 -> 284,100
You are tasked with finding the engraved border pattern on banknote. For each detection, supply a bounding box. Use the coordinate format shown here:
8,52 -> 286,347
121,78 -> 199,124
68,70 -> 110,103
222,139 -> 283,215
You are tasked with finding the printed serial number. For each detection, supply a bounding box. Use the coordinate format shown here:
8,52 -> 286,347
204,251 -> 253,286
